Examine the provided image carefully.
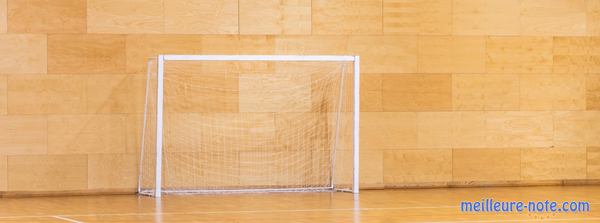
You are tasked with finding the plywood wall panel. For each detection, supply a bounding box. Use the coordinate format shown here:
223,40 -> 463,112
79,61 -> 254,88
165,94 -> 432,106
383,149 -> 452,184
48,34 -> 126,74
239,0 -> 310,35
164,0 -> 238,34
88,154 -> 137,189
519,74 -> 585,110
589,147 -> 600,179
0,155 -> 5,191
239,36 -> 276,54
313,0 -> 383,34
452,74 -> 520,111
382,74 -> 452,111
0,0 -> 6,33
87,0 -> 164,34
587,111 -> 600,146
361,74 -> 382,112
7,75 -> 86,115
554,111 -> 586,147
0,34 -> 46,74
7,0 -> 85,33
521,147 -> 586,180
275,36 -> 349,55
47,115 -> 127,154
383,0 -> 452,35
452,111 -> 486,148
418,36 -> 485,73
453,148 -> 520,181
125,35 -> 202,74
348,36 -> 418,73
0,75 -> 5,115
452,0 -> 520,35
0,115 -> 46,155
361,112 -> 417,150
520,0 -> 587,36
360,150 -> 383,187
417,112 -> 452,148
7,155 -> 88,191
589,0 -> 600,35
588,74 -> 600,110
486,36 -> 553,74
553,37 -> 593,74
86,75 -> 145,114
485,111 -> 553,148
239,73 -> 311,112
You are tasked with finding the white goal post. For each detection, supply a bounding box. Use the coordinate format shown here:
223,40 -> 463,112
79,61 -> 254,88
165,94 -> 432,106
138,55 -> 360,197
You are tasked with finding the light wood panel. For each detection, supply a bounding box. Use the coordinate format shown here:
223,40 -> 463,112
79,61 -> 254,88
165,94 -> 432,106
0,115 -> 47,155
0,0 -> 6,33
275,36 -> 348,55
48,34 -> 126,74
125,35 -> 202,74
239,72 -> 311,112
588,74 -> 600,110
360,74 -> 382,112
485,111 -> 553,148
418,36 -> 485,73
383,0 -> 452,35
87,0 -> 164,34
452,0 -> 520,35
589,147 -> 600,179
417,112 -> 452,148
520,0 -> 587,36
486,36 -> 553,74
383,149 -> 452,184
521,147 -> 586,180
86,75 -> 145,114
382,74 -> 452,111
554,111 -> 586,148
453,148 -> 520,181
7,75 -> 86,115
361,112 -> 417,150
0,75 -> 5,115
553,37 -> 594,74
47,115 -> 127,154
452,74 -> 520,111
348,36 -> 418,73
88,154 -> 137,189
239,0 -> 310,35
587,111 -> 600,147
360,150 -> 383,188
7,155 -> 88,191
0,34 -> 46,74
519,74 -> 586,110
312,0 -> 383,34
164,0 -> 238,34
589,0 -> 600,35
451,111 -> 486,148
0,155 -> 5,191
7,0 -> 86,33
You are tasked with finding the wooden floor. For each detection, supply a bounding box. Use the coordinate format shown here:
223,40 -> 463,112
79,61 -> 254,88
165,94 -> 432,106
0,186 -> 599,222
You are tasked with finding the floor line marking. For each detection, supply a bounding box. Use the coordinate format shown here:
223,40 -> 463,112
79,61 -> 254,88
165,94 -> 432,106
417,217 -> 600,223
52,216 -> 85,223
0,206 -> 457,219
0,202 -> 595,220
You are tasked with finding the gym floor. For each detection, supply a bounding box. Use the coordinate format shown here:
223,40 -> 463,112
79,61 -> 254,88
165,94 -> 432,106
0,186 -> 598,223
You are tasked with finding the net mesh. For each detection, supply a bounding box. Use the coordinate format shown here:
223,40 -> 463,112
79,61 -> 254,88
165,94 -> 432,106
139,58 -> 355,195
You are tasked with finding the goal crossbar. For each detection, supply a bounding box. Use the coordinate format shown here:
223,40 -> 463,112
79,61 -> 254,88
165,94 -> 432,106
142,54 -> 360,197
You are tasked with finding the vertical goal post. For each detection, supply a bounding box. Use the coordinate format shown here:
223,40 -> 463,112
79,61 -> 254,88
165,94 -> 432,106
140,55 -> 360,197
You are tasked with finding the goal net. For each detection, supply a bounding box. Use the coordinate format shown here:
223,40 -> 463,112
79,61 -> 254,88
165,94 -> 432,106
138,55 -> 359,196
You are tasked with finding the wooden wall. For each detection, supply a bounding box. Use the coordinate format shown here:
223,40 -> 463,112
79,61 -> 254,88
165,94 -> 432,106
0,0 -> 599,193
